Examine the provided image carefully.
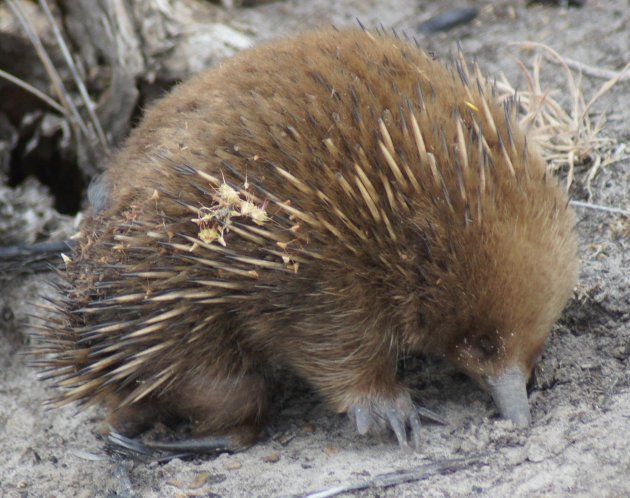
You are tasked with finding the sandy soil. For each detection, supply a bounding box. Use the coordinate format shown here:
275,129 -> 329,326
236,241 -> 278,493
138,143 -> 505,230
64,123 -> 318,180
1,1 -> 629,497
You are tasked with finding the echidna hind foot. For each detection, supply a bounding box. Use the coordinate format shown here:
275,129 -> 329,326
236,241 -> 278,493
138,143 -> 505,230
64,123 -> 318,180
107,431 -> 242,461
104,370 -> 269,456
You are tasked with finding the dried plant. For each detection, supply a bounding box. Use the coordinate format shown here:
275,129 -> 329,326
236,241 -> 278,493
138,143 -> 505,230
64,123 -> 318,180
3,0 -> 110,157
496,42 -> 629,197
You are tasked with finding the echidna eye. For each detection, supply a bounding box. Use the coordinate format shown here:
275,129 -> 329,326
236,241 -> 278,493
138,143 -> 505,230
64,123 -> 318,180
476,334 -> 497,358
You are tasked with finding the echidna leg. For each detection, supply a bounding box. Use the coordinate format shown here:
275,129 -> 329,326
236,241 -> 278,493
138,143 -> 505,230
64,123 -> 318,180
105,396 -> 170,438
106,370 -> 268,456
153,369 -> 270,451
295,349 -> 423,448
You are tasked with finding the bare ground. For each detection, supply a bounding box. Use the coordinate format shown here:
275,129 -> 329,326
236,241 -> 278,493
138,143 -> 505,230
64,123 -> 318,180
1,0 -> 629,497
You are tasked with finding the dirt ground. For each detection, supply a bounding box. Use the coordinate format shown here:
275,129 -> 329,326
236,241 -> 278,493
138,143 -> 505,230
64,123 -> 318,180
1,0 -> 629,497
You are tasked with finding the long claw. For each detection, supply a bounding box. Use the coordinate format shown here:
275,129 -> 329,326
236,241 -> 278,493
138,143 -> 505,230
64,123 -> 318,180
408,409 -> 422,449
351,405 -> 373,435
385,406 -> 408,448
108,430 -> 153,456
486,367 -> 531,427
415,406 -> 448,426
107,431 -> 159,462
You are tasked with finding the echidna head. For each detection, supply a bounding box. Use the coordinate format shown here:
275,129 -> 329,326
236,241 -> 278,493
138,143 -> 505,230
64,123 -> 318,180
408,207 -> 578,427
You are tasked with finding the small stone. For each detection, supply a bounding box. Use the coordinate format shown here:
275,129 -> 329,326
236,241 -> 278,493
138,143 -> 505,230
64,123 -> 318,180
190,472 -> 210,489
225,461 -> 242,470
262,452 -> 280,463
302,422 -> 316,434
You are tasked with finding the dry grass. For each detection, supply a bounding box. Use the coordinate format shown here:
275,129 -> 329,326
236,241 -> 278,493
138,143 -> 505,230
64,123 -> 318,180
496,41 -> 629,197
3,0 -> 109,157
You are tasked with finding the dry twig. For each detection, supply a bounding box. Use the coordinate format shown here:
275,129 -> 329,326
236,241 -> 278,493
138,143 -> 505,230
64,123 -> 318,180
5,0 -> 110,158
554,55 -> 630,82
570,200 -> 630,217
6,0 -> 90,139
0,68 -> 65,114
293,458 -> 475,498
38,0 -> 109,150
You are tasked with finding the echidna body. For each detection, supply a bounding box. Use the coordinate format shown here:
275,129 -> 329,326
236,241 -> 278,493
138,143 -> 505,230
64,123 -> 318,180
37,29 -> 578,450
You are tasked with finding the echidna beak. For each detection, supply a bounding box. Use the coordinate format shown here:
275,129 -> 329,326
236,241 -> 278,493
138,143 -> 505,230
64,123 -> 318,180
486,367 -> 531,428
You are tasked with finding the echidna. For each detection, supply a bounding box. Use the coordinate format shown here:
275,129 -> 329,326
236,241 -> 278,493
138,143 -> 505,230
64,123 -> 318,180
35,29 -> 578,451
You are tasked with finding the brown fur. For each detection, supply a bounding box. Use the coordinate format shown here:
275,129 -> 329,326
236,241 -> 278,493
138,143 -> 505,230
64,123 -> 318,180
36,29 -> 578,448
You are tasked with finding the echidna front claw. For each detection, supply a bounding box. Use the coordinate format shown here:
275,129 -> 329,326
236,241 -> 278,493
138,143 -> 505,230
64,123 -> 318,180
349,390 -> 423,449
351,404 -> 374,435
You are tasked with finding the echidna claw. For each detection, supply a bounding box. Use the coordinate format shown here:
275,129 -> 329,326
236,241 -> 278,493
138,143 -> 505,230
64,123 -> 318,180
349,391 -> 429,449
408,408 -> 423,449
352,405 -> 373,435
107,431 -> 154,461
385,405 -> 409,448
415,405 -> 449,426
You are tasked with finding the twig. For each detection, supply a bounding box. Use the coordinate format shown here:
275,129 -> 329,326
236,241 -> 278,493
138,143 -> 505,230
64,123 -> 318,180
0,240 -> 75,277
570,200 -> 630,217
0,240 -> 74,259
38,0 -> 110,152
516,41 -> 630,81
0,68 -> 65,115
550,55 -> 630,82
294,458 -> 475,498
6,0 -> 90,139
